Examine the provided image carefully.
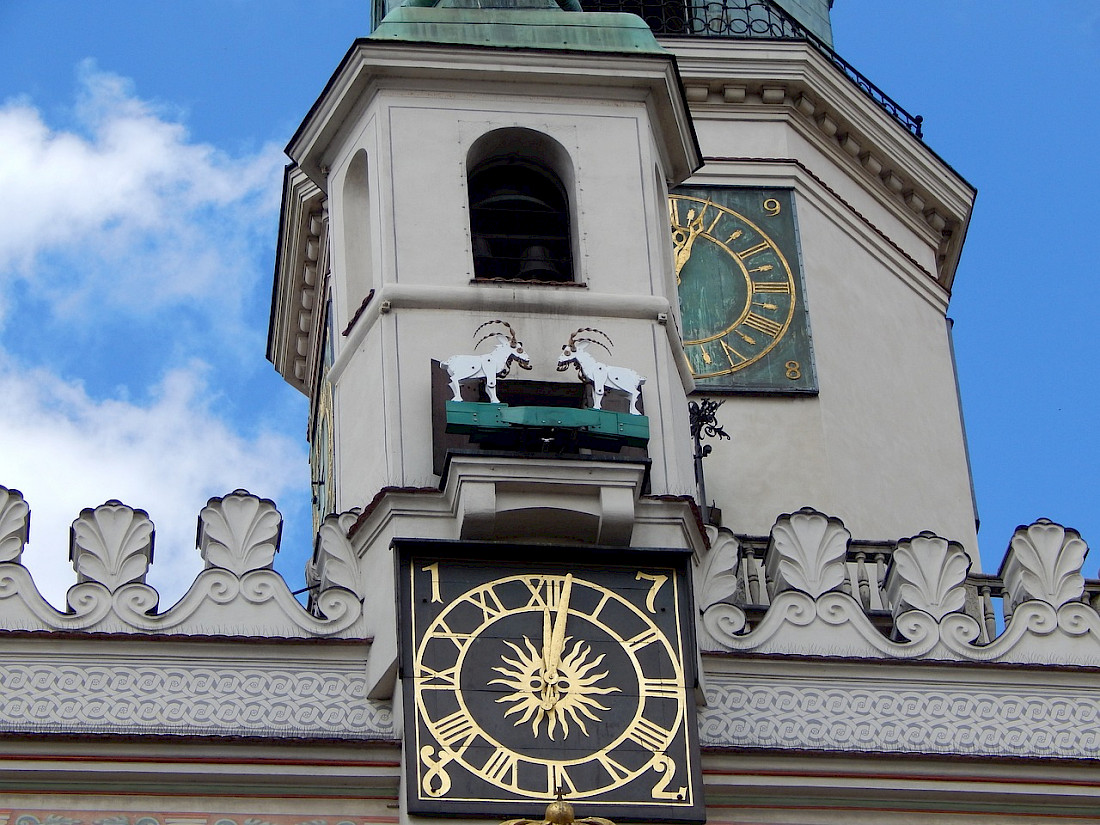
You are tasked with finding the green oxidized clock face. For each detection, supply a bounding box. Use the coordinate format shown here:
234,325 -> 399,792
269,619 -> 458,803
670,186 -> 816,393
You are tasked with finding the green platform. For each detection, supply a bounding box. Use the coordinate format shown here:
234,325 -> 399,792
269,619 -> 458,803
446,401 -> 649,448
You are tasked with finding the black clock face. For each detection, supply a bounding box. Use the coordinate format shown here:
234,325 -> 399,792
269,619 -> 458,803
397,541 -> 703,823
671,186 -> 816,393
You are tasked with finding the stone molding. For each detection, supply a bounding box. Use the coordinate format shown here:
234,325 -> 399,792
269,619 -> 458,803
0,487 -> 364,638
700,671 -> 1100,760
0,659 -> 394,740
696,508 -> 1100,666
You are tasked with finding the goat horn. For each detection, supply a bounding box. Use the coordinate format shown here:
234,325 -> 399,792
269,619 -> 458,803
473,319 -> 506,338
574,336 -> 613,357
570,327 -> 613,349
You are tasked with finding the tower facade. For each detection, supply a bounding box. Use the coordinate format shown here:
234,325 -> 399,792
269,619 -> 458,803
2,3 -> 1100,824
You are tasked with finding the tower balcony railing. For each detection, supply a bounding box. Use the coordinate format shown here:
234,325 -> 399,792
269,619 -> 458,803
580,0 -> 924,139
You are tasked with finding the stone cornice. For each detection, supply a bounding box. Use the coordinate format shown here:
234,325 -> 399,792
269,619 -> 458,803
287,40 -> 701,187
663,38 -> 975,291
268,165 -> 327,394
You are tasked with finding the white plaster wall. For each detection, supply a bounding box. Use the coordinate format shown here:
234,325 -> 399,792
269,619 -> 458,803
326,85 -> 697,504
688,111 -> 979,558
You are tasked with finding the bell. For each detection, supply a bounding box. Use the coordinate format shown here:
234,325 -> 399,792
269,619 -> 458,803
473,236 -> 493,262
516,245 -> 562,280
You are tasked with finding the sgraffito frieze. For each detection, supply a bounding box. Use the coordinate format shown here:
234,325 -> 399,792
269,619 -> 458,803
0,664 -> 394,739
700,674 -> 1100,759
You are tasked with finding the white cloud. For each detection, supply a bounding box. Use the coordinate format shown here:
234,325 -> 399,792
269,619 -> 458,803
0,352 -> 308,610
0,61 -> 286,326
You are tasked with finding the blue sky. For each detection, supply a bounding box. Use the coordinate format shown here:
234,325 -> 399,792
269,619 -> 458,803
0,1 -> 1096,606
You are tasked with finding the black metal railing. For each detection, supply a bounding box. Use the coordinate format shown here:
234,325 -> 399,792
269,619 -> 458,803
581,0 -> 924,139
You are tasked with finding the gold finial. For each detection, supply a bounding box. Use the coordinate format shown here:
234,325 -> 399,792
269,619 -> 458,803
501,789 -> 615,825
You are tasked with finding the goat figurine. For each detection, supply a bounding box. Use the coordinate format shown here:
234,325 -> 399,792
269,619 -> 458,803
557,328 -> 646,415
441,320 -> 532,404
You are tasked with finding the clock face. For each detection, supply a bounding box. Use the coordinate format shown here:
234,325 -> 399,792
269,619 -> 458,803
670,186 -> 816,393
397,541 -> 702,822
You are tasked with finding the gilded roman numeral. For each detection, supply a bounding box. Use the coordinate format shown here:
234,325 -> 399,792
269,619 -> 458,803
547,764 -> 577,796
595,753 -> 632,783
752,280 -> 790,293
427,618 -> 472,648
742,312 -> 782,338
418,664 -> 458,689
626,627 -> 662,652
641,677 -> 683,699
719,339 -> 746,366
523,577 -> 550,610
627,717 -> 674,752
466,586 -> 506,623
736,241 -> 770,260
482,748 -> 520,787
433,710 -> 479,751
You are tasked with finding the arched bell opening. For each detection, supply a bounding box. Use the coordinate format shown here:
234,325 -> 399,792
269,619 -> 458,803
467,128 -> 576,283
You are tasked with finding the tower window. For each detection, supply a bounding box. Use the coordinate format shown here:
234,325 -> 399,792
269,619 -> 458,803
467,131 -> 575,284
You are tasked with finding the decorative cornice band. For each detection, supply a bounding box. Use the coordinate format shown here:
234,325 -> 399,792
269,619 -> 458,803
0,663 -> 395,740
700,673 -> 1100,760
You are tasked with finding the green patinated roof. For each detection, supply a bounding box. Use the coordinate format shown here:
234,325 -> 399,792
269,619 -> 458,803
369,0 -> 667,55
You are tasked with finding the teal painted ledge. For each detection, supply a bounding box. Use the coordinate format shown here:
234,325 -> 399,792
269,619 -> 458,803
446,401 -> 649,447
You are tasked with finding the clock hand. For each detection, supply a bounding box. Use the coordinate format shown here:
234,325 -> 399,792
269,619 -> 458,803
547,573 -> 573,676
672,207 -> 705,285
539,574 -> 573,710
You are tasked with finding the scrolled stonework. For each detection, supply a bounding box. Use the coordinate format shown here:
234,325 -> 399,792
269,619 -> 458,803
309,509 -> 364,597
198,490 -> 281,575
0,660 -> 394,739
884,531 -> 971,620
69,500 -> 154,593
0,485 -> 30,564
1001,519 -> 1088,611
696,528 -> 746,650
765,508 -> 850,599
700,672 -> 1100,760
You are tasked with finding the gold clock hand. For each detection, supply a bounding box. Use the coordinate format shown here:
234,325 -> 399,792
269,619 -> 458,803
672,207 -> 705,284
542,600 -> 553,673
547,573 -> 573,676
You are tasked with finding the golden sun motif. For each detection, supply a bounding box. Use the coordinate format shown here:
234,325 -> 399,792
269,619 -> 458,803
490,635 -> 620,740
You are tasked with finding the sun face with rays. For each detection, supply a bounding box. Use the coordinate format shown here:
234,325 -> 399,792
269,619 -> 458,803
489,635 -> 620,740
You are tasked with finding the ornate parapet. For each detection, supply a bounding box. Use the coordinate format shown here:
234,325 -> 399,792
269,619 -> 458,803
695,508 -> 1099,666
0,486 -> 365,638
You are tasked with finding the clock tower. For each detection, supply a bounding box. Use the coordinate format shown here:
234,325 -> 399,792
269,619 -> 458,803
269,1 -> 709,820
268,0 -> 985,821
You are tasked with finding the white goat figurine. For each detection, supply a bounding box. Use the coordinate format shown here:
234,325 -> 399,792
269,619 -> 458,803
557,328 -> 646,415
442,320 -> 532,404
